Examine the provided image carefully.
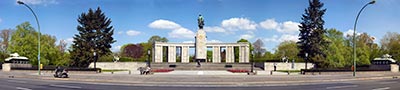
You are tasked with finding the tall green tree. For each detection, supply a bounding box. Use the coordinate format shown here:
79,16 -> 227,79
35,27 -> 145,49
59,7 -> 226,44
323,29 -> 351,68
297,0 -> 327,68
9,22 -> 62,66
70,7 -> 116,67
275,41 -> 302,62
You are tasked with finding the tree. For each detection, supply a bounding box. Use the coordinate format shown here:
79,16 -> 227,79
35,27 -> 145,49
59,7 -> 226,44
70,7 -> 116,67
9,22 -> 62,66
297,0 -> 327,68
380,32 -> 400,61
323,29 -> 351,68
253,39 -> 266,58
0,29 -> 13,62
275,41 -> 302,62
120,44 -> 144,59
148,35 -> 168,44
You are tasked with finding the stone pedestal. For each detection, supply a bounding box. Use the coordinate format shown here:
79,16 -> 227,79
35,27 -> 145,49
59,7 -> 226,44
391,64 -> 399,73
2,63 -> 11,72
195,29 -> 207,61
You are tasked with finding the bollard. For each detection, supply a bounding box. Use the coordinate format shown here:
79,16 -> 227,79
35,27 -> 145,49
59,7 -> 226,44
270,71 -> 273,75
129,70 -> 131,74
111,71 -> 114,74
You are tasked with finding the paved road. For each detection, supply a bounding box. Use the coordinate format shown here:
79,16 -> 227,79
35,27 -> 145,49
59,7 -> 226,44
1,77 -> 399,90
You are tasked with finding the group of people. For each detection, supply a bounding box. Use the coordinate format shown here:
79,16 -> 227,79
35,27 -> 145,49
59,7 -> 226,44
138,66 -> 151,75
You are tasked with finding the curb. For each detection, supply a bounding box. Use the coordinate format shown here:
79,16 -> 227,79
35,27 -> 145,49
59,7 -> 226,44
5,74 -> 400,87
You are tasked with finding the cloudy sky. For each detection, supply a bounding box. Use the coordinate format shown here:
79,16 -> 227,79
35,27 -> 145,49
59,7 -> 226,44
0,0 -> 399,52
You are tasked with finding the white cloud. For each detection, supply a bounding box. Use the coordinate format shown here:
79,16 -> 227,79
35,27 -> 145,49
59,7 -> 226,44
149,19 -> 195,39
148,19 -> 181,30
277,21 -> 300,33
259,19 -> 300,33
117,31 -> 123,34
264,34 -> 299,43
126,30 -> 141,36
204,26 -> 226,33
264,35 -> 279,42
168,28 -> 195,39
221,17 -> 257,30
182,41 -> 194,43
259,19 -> 278,30
207,40 -> 222,43
279,34 -> 299,42
240,34 -> 254,40
344,29 -> 361,37
16,0 -> 58,5
65,38 -> 74,44
112,45 -> 122,52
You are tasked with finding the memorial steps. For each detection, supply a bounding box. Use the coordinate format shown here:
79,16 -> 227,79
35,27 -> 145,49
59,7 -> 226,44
150,63 -> 263,71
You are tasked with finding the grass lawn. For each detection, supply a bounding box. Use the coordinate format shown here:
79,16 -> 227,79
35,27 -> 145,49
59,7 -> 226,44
276,70 -> 301,73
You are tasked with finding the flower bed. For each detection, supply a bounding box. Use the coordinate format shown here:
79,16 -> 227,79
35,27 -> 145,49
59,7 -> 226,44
227,69 -> 249,73
151,68 -> 174,73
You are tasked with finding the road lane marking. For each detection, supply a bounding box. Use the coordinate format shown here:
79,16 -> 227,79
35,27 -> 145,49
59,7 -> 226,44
326,85 -> 358,89
16,87 -> 32,90
7,80 -> 27,83
379,81 -> 397,84
49,84 -> 82,89
372,87 -> 390,90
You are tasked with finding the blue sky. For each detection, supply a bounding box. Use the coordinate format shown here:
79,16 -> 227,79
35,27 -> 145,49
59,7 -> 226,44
0,0 -> 399,53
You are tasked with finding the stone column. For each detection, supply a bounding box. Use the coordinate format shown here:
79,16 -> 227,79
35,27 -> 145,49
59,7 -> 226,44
154,45 -> 163,63
244,45 -> 250,62
168,46 -> 176,63
181,46 -> 189,63
226,46 -> 234,63
212,46 -> 221,63
239,46 -> 243,63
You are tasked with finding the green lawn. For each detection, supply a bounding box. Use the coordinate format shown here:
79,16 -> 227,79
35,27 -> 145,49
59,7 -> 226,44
276,70 -> 301,73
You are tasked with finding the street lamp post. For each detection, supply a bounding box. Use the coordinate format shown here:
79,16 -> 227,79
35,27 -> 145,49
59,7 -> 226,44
147,49 -> 151,67
251,51 -> 254,73
93,52 -> 97,69
18,1 -> 41,75
353,0 -> 375,77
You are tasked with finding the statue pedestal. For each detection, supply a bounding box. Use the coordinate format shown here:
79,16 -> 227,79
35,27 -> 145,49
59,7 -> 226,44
195,29 -> 207,61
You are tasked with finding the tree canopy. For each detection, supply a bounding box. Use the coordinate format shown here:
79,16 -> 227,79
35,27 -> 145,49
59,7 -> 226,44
70,7 -> 116,67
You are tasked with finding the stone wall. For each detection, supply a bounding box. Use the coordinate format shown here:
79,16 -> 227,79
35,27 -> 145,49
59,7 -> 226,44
391,64 -> 399,72
264,62 -> 314,71
88,62 -> 147,71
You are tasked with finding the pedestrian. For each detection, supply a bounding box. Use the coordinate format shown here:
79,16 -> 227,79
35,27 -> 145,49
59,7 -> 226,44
144,66 -> 151,75
273,63 -> 277,71
197,59 -> 201,67
138,67 -> 144,75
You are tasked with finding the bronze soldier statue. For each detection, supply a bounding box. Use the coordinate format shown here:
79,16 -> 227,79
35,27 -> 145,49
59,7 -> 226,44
198,14 -> 204,29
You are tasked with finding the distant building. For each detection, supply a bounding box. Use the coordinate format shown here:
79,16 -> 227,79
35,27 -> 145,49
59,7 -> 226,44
4,53 -> 31,68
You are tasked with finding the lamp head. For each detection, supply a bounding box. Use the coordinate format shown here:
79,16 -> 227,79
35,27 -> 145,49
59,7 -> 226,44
17,1 -> 24,4
369,0 -> 376,4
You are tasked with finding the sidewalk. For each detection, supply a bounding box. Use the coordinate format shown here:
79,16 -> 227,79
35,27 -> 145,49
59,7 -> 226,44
99,70 -> 293,75
1,70 -> 400,86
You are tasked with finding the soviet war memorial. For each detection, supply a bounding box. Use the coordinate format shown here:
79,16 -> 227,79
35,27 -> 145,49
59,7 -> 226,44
1,0 -> 400,90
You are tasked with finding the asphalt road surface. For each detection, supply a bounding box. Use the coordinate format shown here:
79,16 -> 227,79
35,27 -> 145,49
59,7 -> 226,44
1,78 -> 399,90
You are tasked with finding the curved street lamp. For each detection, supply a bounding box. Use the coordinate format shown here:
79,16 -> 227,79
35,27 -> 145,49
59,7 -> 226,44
17,1 -> 41,75
353,0 -> 375,77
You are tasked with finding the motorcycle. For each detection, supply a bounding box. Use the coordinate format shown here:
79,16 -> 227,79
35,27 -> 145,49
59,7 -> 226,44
54,67 -> 68,78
